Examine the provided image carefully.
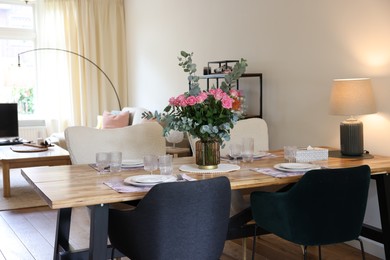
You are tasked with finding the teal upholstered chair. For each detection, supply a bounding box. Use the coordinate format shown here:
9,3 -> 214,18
250,165 -> 371,260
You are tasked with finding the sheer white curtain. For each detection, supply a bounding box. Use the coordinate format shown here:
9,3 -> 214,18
35,0 -> 128,134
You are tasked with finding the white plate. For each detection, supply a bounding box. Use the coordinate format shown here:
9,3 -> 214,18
279,163 -> 315,169
124,175 -> 177,186
122,159 -> 144,168
274,163 -> 321,172
223,152 -> 271,160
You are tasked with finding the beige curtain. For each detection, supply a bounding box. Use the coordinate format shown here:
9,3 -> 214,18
36,0 -> 128,133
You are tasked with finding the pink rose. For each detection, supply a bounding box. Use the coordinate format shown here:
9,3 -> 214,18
196,92 -> 208,103
221,96 -> 233,109
186,96 -> 197,106
230,89 -> 240,97
169,97 -> 177,106
176,94 -> 186,107
213,88 -> 224,101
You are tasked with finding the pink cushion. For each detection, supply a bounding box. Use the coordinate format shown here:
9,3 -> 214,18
102,111 -> 130,129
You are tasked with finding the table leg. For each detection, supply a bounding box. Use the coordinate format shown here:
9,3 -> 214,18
88,204 -> 109,260
375,173 -> 390,259
2,162 -> 11,197
53,208 -> 72,260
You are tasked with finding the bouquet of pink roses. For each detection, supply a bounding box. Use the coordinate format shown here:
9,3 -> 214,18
144,51 -> 247,146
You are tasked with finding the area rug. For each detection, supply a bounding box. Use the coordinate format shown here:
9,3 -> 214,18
0,169 -> 46,211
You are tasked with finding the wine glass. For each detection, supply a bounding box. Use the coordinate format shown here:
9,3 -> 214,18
143,155 -> 158,175
229,143 -> 242,164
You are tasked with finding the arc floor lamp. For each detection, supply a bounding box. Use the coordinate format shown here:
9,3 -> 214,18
17,47 -> 122,110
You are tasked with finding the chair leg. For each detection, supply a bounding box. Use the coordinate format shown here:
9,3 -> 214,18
243,238 -> 247,260
318,245 -> 322,260
251,226 -> 257,260
356,238 -> 366,260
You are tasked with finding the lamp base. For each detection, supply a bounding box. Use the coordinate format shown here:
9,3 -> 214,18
340,118 -> 364,156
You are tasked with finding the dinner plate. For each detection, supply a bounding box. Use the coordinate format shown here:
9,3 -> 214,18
223,152 -> 271,160
124,175 -> 177,187
122,159 -> 144,168
274,163 -> 321,172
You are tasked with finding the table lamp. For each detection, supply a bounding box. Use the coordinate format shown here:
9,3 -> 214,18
329,78 -> 376,156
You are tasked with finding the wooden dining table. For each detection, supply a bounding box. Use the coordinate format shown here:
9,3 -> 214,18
21,149 -> 390,260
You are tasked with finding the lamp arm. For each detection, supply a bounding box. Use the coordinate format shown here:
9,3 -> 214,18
18,47 -> 122,110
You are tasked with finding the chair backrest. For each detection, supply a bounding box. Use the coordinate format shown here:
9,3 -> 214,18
251,165 -> 371,246
108,176 -> 232,260
188,118 -> 269,157
64,122 -> 166,164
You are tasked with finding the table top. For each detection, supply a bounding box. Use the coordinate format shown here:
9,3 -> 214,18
21,149 -> 390,210
0,144 -> 69,161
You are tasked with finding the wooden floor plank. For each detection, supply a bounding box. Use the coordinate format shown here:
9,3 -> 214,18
0,209 -> 53,259
0,206 -> 383,260
0,211 -> 35,260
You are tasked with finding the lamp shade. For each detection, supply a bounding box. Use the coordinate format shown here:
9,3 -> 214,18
329,78 -> 376,116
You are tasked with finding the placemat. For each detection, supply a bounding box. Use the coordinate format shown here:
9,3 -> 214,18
89,163 -> 144,173
251,167 -> 306,178
179,163 -> 240,174
104,174 -> 196,193
104,180 -> 151,193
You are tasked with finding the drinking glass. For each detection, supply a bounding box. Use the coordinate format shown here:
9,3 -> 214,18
96,152 -> 110,173
242,137 -> 254,163
284,146 -> 297,163
144,155 -> 158,175
159,154 -> 173,175
110,151 -> 122,173
229,143 -> 242,164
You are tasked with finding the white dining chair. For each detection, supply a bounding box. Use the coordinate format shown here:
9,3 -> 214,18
188,117 -> 269,159
65,122 -> 166,165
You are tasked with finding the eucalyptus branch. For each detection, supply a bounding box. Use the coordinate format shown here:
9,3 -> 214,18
220,58 -> 248,92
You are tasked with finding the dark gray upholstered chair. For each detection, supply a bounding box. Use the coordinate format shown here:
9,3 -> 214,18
108,176 -> 231,260
250,165 -> 371,260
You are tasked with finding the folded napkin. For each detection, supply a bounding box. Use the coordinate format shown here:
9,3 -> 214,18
180,173 -> 197,181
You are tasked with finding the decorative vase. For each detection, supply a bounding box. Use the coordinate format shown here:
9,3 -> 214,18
195,139 -> 220,169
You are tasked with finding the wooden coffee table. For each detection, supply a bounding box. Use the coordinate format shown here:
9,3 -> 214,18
0,144 -> 70,197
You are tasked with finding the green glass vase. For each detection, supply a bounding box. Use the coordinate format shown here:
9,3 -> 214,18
195,139 -> 220,169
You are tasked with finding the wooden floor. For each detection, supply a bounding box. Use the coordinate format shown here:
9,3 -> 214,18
0,206 -> 382,260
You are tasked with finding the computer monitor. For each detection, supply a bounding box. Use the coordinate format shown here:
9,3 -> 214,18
0,103 -> 19,141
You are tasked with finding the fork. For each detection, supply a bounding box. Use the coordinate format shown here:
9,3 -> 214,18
176,173 -> 185,181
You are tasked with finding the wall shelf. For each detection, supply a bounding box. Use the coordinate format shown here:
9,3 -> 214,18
196,73 -> 263,118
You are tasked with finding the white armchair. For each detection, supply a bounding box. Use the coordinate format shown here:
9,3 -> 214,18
49,107 -> 150,150
64,122 -> 166,165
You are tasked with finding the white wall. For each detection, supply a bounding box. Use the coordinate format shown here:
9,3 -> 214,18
124,0 -> 390,258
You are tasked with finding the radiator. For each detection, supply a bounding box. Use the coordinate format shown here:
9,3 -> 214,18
18,120 -> 48,142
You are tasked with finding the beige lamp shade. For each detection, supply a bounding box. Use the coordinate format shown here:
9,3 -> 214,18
329,78 -> 376,116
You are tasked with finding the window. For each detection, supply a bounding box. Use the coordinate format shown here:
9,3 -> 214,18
0,1 -> 36,117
